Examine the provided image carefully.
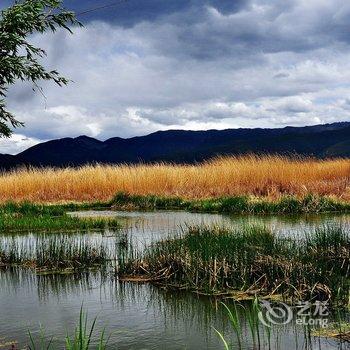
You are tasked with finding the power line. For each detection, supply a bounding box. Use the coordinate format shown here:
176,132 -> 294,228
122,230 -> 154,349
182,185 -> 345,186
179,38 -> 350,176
76,0 -> 130,16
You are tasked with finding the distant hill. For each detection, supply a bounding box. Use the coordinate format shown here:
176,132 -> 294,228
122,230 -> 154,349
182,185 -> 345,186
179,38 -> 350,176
1,122 -> 350,169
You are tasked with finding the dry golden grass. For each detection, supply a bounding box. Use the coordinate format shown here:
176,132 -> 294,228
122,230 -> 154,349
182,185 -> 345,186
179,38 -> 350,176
1,155 -> 350,203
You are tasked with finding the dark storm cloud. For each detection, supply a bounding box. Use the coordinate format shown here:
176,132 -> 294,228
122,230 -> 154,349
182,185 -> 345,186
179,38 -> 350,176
68,0 -> 250,26
1,0 -> 348,59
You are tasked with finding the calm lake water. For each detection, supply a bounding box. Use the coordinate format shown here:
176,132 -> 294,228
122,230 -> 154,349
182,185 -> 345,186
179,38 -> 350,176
0,210 -> 349,349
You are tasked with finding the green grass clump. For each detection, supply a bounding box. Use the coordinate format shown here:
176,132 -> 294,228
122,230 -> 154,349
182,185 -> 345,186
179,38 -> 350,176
111,192 -> 350,214
0,234 -> 113,270
28,307 -> 109,349
118,225 -> 350,305
111,192 -> 186,210
0,201 -> 108,216
0,202 -> 120,233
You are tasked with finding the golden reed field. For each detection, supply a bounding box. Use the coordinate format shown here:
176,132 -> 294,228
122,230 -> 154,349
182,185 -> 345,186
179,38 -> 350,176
1,155 -> 350,203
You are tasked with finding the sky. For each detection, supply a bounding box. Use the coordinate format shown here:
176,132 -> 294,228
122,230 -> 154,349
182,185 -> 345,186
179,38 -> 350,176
1,0 -> 350,154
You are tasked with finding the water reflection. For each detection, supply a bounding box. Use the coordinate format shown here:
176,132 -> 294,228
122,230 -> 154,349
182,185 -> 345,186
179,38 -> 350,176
0,268 -> 345,350
1,210 -> 350,349
71,210 -> 350,245
71,209 -> 350,232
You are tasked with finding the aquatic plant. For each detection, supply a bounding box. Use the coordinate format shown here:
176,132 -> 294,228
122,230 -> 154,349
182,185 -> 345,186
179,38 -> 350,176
213,302 -> 243,349
215,297 -> 350,349
0,234 -> 114,270
111,192 -> 350,214
28,307 -> 109,350
118,225 -> 350,305
0,202 -> 120,233
65,307 -> 109,350
214,299 -> 268,350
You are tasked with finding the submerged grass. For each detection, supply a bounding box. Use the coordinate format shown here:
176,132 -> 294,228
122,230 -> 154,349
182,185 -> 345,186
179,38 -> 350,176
118,225 -> 350,305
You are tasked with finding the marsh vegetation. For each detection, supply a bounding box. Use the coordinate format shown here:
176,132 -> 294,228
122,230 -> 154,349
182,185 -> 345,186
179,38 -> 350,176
0,234 -> 115,270
111,192 -> 350,214
118,225 -> 350,306
27,307 -> 109,350
1,156 -> 350,203
0,204 -> 350,349
0,202 -> 119,233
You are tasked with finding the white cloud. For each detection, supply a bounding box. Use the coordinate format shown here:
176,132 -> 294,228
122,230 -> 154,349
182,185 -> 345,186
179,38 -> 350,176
2,0 -> 350,154
0,134 -> 41,154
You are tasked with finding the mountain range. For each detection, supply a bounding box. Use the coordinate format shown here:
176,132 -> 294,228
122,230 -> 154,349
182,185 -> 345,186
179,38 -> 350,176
1,121 -> 350,169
